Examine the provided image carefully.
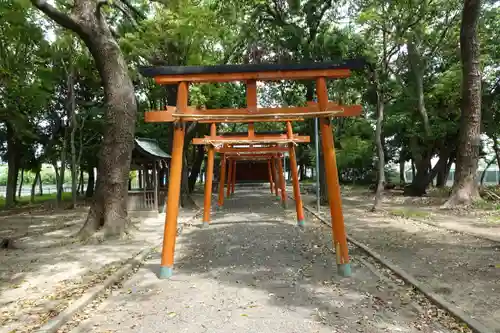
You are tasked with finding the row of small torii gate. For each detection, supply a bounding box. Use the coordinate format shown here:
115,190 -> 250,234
139,60 -> 365,279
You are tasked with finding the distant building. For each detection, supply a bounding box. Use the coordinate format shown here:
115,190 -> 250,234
404,161 -> 499,186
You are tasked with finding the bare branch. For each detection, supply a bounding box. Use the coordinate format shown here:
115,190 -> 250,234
307,1 -> 332,43
96,0 -> 109,16
31,0 -> 85,36
120,0 -> 146,20
112,0 -> 139,27
427,11 -> 460,57
186,122 -> 198,135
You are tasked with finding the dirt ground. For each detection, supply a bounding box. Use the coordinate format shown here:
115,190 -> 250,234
65,188 -> 458,333
302,185 -> 500,332
0,207 -> 198,333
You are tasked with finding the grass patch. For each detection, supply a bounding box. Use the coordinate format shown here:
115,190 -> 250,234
0,192 -> 73,210
427,187 -> 452,198
472,200 -> 500,211
388,208 -> 431,219
487,215 -> 500,224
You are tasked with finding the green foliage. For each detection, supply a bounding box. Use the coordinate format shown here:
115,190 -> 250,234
0,164 -> 85,186
0,192 -> 73,209
0,0 -> 496,212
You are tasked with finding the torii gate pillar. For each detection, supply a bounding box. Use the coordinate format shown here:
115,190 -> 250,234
317,77 -> 351,277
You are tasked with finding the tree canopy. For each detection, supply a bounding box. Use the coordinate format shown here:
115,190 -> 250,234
0,0 -> 497,234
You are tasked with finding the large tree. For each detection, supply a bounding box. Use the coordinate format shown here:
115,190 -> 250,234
31,0 -> 138,239
443,0 -> 482,207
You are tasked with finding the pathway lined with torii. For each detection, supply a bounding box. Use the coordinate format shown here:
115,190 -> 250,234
68,188 -> 455,333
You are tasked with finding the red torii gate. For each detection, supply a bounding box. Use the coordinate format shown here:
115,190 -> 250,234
214,148 -> 293,209
194,131 -> 310,216
139,60 -> 365,279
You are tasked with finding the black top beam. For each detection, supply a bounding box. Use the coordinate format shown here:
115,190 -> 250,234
139,59 -> 366,77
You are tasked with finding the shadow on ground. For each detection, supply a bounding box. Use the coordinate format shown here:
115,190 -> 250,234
75,188 -> 452,333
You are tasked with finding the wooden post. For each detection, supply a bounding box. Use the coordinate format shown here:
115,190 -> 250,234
317,77 -> 351,277
142,164 -> 148,209
153,161 -> 159,212
270,157 -> 279,197
277,156 -> 287,208
217,154 -> 227,208
231,160 -> 236,195
286,121 -> 305,227
267,159 -> 274,194
202,123 -> 216,227
246,80 -> 257,139
159,81 -> 188,279
226,157 -> 233,198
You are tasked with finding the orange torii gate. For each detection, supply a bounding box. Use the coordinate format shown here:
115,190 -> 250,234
215,145 -> 289,196
215,149 -> 292,208
139,60 -> 365,279
193,132 -> 309,214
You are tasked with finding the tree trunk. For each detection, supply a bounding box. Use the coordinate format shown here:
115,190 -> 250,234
480,158 -> 495,185
493,139 -> 500,184
77,168 -> 84,194
408,36 -> 431,136
30,171 -> 40,203
180,153 -> 196,208
18,169 -> 24,198
85,166 -> 95,198
38,171 -> 43,196
57,131 -> 68,205
399,153 -> 405,185
405,144 -> 434,196
5,124 -> 19,208
32,0 -> 136,239
52,162 -> 60,202
32,0 -> 138,239
443,0 -> 482,207
436,155 -> 454,188
188,145 -> 205,193
436,163 -> 447,188
372,85 -> 385,211
68,66 -> 78,209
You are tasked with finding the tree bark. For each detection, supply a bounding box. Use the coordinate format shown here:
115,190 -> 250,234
480,158 -> 495,185
31,170 -> 40,203
411,159 -> 416,180
405,155 -> 432,196
57,129 -> 68,205
188,145 -> 205,193
493,138 -> 500,184
399,153 -> 405,185
408,35 -> 431,136
443,0 -> 482,207
85,166 -> 95,198
372,83 -> 385,211
18,169 -> 24,198
68,65 -> 78,208
436,155 -> 454,188
38,171 -> 43,196
5,124 -> 19,208
180,153 -> 196,208
31,0 -> 138,239
77,168 -> 84,194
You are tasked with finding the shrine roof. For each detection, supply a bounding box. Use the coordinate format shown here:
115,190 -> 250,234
134,137 -> 171,159
139,59 -> 366,77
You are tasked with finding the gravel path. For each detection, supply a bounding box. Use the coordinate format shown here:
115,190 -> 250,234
70,188 -> 453,333
303,192 -> 500,332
